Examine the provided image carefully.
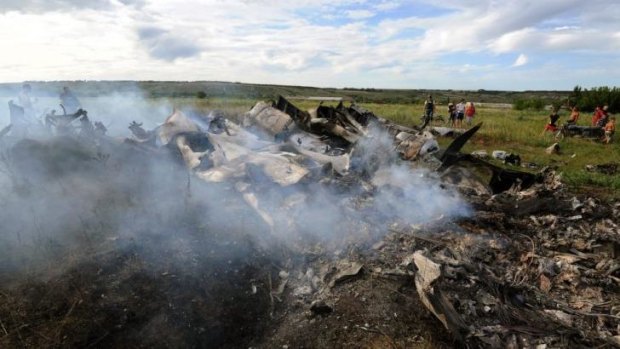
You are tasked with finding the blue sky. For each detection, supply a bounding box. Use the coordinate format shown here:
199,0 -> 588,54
1,0 -> 619,90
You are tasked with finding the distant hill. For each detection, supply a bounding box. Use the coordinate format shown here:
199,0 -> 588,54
0,81 -> 571,104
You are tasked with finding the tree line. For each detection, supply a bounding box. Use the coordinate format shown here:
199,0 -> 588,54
513,86 -> 619,112
568,86 -> 620,113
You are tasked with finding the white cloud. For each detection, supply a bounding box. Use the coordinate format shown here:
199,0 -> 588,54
0,0 -> 619,89
374,1 -> 401,11
346,9 -> 375,20
490,28 -> 538,53
553,25 -> 580,31
513,54 -> 528,67
137,26 -> 202,61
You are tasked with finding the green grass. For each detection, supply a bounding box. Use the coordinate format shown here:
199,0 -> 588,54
157,97 -> 620,196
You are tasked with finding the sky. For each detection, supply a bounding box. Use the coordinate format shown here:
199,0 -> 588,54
0,0 -> 619,90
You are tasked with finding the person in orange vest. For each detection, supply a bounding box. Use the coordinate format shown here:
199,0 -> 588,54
604,116 -> 615,144
464,101 -> 476,126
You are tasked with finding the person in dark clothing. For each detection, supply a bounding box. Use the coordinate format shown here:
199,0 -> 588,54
447,102 -> 456,127
542,108 -> 560,135
423,95 -> 435,124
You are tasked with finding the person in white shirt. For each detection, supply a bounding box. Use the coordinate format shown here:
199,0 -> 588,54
455,98 -> 466,128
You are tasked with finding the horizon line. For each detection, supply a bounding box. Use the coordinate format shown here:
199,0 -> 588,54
0,80 -> 585,93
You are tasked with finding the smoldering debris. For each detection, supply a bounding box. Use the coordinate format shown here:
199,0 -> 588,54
0,96 -> 617,348
586,163 -> 619,175
132,96 -> 475,237
401,182 -> 620,348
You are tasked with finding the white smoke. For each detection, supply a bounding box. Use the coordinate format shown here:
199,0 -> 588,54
0,87 -> 471,281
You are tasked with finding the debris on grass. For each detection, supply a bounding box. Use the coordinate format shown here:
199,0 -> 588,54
0,97 -> 617,348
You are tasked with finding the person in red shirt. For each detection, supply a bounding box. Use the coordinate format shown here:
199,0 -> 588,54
464,101 -> 476,126
597,105 -> 610,127
592,105 -> 606,126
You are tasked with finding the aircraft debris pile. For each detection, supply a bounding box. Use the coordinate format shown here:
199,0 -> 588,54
249,167 -> 619,348
118,96 -> 484,233
0,97 -> 616,348
402,184 -> 620,348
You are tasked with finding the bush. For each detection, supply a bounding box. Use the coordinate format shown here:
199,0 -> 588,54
196,91 -> 207,99
569,85 -> 620,112
513,98 -> 545,111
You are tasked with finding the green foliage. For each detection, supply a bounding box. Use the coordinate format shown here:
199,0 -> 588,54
550,99 -> 566,112
196,91 -> 207,99
563,171 -> 620,191
356,102 -> 620,195
513,98 -> 546,111
569,85 -> 620,112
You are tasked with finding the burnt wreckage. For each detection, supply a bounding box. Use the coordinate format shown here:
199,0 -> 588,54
2,95 -> 541,196
6,99 -> 106,139
2,97 -> 618,348
130,96 -> 540,193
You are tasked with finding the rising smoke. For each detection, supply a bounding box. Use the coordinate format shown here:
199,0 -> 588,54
0,85 -> 469,278
0,85 -> 473,347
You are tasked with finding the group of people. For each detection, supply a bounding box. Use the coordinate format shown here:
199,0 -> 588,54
13,83 -> 82,118
9,83 -> 83,138
592,105 -> 612,128
423,95 -> 476,128
593,105 -> 616,144
543,104 -> 615,144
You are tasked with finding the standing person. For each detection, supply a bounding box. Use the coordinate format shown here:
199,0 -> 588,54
423,95 -> 435,125
455,98 -> 466,128
17,83 -> 35,118
604,116 -> 615,144
465,101 -> 476,126
12,83 -> 39,138
447,102 -> 456,127
59,86 -> 81,114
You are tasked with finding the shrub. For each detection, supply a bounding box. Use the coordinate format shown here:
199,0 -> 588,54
513,98 -> 545,111
569,85 -> 620,112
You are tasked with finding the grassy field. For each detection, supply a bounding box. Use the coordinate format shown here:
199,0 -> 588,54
145,97 -> 620,196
